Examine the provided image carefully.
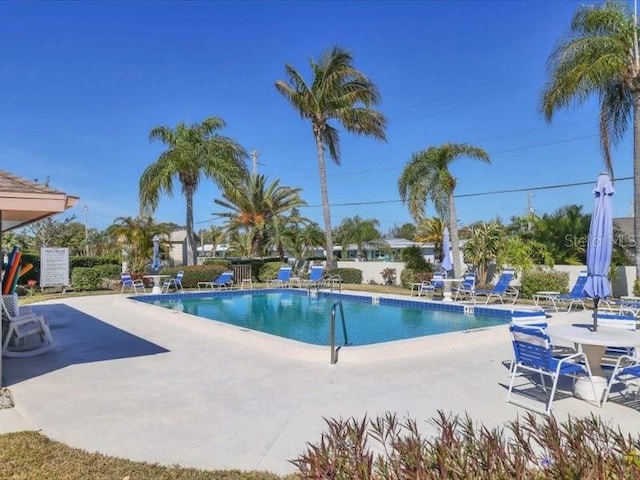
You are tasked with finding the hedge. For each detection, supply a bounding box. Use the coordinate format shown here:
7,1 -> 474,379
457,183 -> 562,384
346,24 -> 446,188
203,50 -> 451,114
160,265 -> 230,289
71,267 -> 103,291
258,262 -> 288,282
328,267 -> 362,284
400,268 -> 433,288
520,269 -> 569,299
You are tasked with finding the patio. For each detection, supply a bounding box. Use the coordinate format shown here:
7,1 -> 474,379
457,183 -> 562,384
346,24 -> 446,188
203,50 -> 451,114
1,293 -> 639,475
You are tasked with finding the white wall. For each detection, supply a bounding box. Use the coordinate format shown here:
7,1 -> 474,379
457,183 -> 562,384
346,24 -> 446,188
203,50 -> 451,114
337,261 -> 638,296
337,261 -> 406,285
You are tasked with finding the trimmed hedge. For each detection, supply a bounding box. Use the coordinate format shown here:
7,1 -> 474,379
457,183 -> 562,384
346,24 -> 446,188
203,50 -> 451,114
71,256 -> 120,268
328,267 -> 362,284
258,262 -> 288,282
520,269 -> 569,299
202,258 -> 232,268
160,265 -> 230,289
400,268 -> 433,288
71,267 -> 102,291
14,253 -> 119,286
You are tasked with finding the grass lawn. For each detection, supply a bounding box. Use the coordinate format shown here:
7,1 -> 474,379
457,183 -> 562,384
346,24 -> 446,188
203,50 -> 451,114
0,431 -> 297,479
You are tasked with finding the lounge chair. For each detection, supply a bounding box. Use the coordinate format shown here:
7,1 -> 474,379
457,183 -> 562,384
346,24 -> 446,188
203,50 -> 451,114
197,271 -> 234,291
2,294 -> 54,357
603,354 -> 640,405
162,271 -> 184,293
471,269 -> 518,304
121,273 -> 146,294
271,266 -> 293,287
507,324 -> 598,415
416,273 -> 444,299
304,265 -> 326,288
453,274 -> 476,302
534,271 -> 588,313
596,312 -> 638,366
510,308 -> 548,327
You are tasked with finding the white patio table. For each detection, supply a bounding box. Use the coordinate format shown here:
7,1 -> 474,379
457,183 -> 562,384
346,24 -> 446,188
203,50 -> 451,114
546,324 -> 640,403
142,274 -> 170,295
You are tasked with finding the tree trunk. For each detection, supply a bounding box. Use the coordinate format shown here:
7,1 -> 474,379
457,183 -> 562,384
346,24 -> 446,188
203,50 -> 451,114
185,191 -> 196,266
634,91 -> 640,281
314,127 -> 335,268
448,193 -> 462,277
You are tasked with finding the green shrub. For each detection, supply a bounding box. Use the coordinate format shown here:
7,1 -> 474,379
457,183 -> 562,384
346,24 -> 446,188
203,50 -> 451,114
160,265 -> 229,289
71,256 -> 120,268
258,262 -> 287,282
18,251 -> 40,285
92,264 -> 121,279
401,246 -> 428,271
520,269 -> 569,299
634,279 -> 640,297
400,268 -> 433,288
292,411 -> 640,478
202,258 -> 232,268
328,267 -> 362,284
71,267 -> 102,291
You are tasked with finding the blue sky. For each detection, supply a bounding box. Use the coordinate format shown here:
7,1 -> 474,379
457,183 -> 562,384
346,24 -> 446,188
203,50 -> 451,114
0,0 -> 633,235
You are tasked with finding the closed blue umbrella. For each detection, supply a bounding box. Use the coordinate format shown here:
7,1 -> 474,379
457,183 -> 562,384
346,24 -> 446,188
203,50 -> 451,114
442,227 -> 453,274
583,173 -> 615,332
151,235 -> 161,273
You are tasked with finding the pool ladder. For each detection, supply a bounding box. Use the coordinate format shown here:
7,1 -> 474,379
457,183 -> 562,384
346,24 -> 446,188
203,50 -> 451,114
330,301 -> 349,364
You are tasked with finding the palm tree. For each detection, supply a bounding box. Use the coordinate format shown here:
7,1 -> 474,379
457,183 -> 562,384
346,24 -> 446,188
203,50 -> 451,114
462,221 -> 505,284
111,214 -> 170,273
334,215 -> 386,261
275,46 -> 387,267
283,224 -> 326,266
214,173 -> 306,256
414,217 -> 445,261
398,143 -> 490,277
541,1 -> 640,278
139,117 -> 248,266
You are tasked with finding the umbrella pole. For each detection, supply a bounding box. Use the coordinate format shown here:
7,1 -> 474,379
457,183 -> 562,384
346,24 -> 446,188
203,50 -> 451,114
592,297 -> 599,332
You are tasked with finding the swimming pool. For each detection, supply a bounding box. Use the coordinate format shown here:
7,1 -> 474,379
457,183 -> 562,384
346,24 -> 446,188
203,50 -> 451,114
136,290 -> 510,346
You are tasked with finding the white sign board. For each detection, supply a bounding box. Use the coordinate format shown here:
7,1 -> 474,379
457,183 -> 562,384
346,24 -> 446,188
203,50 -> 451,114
40,247 -> 70,287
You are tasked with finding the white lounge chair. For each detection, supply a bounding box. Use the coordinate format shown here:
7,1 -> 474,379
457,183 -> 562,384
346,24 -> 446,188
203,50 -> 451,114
2,294 -> 54,357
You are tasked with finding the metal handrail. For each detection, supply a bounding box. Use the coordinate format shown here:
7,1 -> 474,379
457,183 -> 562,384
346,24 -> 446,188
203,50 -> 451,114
330,301 -> 348,364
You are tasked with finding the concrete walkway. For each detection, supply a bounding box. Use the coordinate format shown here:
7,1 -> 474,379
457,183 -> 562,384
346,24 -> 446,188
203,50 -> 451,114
1,293 -> 639,475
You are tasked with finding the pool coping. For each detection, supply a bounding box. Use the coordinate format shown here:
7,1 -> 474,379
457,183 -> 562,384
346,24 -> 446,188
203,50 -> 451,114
129,288 -> 543,364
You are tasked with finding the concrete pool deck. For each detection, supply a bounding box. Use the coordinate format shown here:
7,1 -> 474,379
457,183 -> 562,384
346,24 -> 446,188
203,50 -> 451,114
1,292 -> 639,474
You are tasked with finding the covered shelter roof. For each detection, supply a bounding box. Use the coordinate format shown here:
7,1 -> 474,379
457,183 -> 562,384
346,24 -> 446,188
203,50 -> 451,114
0,169 -> 79,232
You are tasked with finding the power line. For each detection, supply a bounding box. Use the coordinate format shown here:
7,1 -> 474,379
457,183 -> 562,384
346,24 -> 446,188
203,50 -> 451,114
300,176 -> 633,209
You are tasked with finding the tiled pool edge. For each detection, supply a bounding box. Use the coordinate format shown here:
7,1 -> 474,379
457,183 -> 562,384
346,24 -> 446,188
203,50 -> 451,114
132,287 -> 520,320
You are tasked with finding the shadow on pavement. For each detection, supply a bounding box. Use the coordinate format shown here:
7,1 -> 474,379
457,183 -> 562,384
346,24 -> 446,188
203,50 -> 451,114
3,303 -> 169,386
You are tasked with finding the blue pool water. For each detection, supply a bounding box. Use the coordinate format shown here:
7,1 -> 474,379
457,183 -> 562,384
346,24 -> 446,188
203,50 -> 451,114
140,290 -> 509,346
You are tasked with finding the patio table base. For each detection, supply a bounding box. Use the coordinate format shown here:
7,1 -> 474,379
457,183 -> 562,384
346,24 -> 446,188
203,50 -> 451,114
574,376 -> 607,404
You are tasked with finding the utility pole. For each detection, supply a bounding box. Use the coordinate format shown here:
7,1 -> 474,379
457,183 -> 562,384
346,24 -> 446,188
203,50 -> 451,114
83,204 -> 89,256
526,192 -> 535,232
250,149 -> 264,176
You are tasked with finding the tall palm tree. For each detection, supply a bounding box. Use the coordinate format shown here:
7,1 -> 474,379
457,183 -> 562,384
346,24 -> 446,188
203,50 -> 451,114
275,46 -> 387,267
414,217 -> 445,260
541,1 -> 640,277
398,143 -> 490,277
214,173 -> 306,256
139,117 -> 247,266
